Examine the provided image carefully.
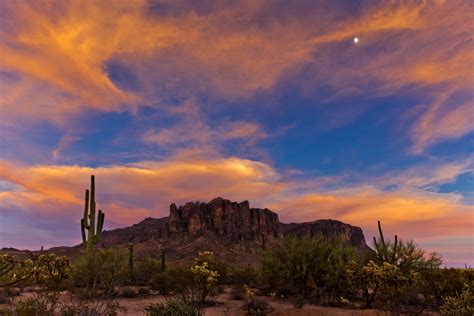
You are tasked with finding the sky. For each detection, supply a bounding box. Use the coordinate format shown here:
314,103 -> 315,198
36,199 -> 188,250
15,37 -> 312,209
0,0 -> 473,267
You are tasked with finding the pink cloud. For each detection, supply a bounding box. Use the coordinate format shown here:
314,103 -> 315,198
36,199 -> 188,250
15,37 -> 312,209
0,157 -> 472,266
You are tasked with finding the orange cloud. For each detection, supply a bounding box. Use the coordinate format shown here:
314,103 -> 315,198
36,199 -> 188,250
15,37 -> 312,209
367,158 -> 473,188
1,0 -> 471,151
270,187 -> 472,233
0,157 -> 284,224
268,186 -> 473,267
1,156 -> 472,265
411,97 -> 473,154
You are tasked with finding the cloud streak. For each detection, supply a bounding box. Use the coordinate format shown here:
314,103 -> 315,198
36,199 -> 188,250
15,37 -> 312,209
1,1 -> 471,152
0,157 -> 472,266
0,1 -> 472,267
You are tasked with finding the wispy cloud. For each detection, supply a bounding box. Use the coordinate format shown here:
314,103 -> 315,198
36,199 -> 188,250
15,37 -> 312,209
0,1 -> 472,266
1,157 -> 472,266
1,1 -> 472,151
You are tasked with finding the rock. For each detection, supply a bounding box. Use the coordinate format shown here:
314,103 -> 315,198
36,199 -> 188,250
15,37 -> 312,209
99,197 -> 368,251
168,197 -> 281,241
282,219 -> 368,250
4,197 -> 369,266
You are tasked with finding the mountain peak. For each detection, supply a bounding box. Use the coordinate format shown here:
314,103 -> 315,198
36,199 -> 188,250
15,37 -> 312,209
94,198 -> 368,265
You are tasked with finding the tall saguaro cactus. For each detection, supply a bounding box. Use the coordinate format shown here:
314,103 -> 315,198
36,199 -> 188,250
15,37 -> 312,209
373,220 -> 398,264
81,175 -> 105,256
128,244 -> 135,283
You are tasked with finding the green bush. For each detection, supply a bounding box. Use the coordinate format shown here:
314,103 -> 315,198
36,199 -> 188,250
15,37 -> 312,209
231,284 -> 246,300
119,286 -> 139,298
0,253 -> 70,290
135,258 -> 162,285
35,254 -> 71,289
150,271 -> 174,294
440,284 -> 474,316
150,252 -> 220,305
261,235 -> 354,307
60,300 -> 122,316
347,222 -> 443,309
220,266 -> 258,286
0,255 -> 35,288
247,298 -> 270,315
14,292 -> 59,316
243,284 -> 269,315
145,299 -> 200,316
189,251 -> 220,303
71,249 -> 128,296
420,268 -> 474,305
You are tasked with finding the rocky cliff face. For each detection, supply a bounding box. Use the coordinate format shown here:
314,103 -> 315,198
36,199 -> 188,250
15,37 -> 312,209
282,220 -> 367,250
100,197 -> 368,252
2,198 -> 369,265
169,198 -> 280,241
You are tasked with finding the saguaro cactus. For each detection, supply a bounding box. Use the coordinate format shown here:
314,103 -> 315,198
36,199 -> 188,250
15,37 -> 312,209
161,249 -> 166,273
81,175 -> 105,256
372,220 -> 398,264
128,244 -> 135,283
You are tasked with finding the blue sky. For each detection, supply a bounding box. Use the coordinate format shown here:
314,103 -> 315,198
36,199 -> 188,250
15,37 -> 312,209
0,0 -> 472,267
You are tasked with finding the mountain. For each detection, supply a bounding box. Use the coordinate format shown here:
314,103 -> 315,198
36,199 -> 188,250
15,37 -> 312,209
3,197 -> 368,266
95,197 -> 368,266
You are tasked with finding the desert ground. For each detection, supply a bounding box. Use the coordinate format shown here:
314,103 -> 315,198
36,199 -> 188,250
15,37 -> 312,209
1,286 -> 440,316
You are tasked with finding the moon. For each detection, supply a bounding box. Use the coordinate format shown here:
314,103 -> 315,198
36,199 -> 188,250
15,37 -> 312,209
353,37 -> 359,43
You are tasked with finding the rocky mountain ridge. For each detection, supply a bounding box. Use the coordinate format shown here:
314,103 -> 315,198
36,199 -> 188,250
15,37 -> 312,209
3,198 -> 369,266
97,198 -> 368,264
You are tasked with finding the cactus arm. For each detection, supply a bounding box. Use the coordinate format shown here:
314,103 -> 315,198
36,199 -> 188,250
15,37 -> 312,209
377,221 -> 385,245
81,219 -> 87,245
129,244 -> 134,282
161,249 -> 166,273
88,176 -> 96,245
87,176 -> 95,253
97,210 -> 104,233
392,235 -> 398,263
96,210 -> 104,241
373,236 -> 379,252
83,189 -> 89,229
377,220 -> 388,261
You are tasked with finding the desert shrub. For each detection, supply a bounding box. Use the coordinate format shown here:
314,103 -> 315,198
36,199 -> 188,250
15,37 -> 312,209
145,299 -> 201,316
14,292 -> 60,316
158,252 -> 219,305
440,284 -> 474,316
138,286 -> 151,295
0,255 -> 37,288
0,287 -> 21,304
135,258 -> 162,285
10,290 -> 122,316
347,221 -> 443,308
347,260 -> 414,308
247,298 -> 269,315
71,249 -> 128,297
231,284 -> 246,300
370,221 -> 442,272
221,266 -> 258,286
34,254 -> 71,290
150,270 -> 174,294
189,251 -> 220,303
15,297 -> 54,316
59,299 -> 122,316
244,284 -> 269,315
0,253 -> 71,305
261,235 -> 354,307
372,239 -> 442,273
119,286 -> 139,298
419,268 -> 474,305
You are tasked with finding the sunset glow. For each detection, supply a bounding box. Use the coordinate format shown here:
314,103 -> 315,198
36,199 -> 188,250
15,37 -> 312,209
0,0 -> 473,267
